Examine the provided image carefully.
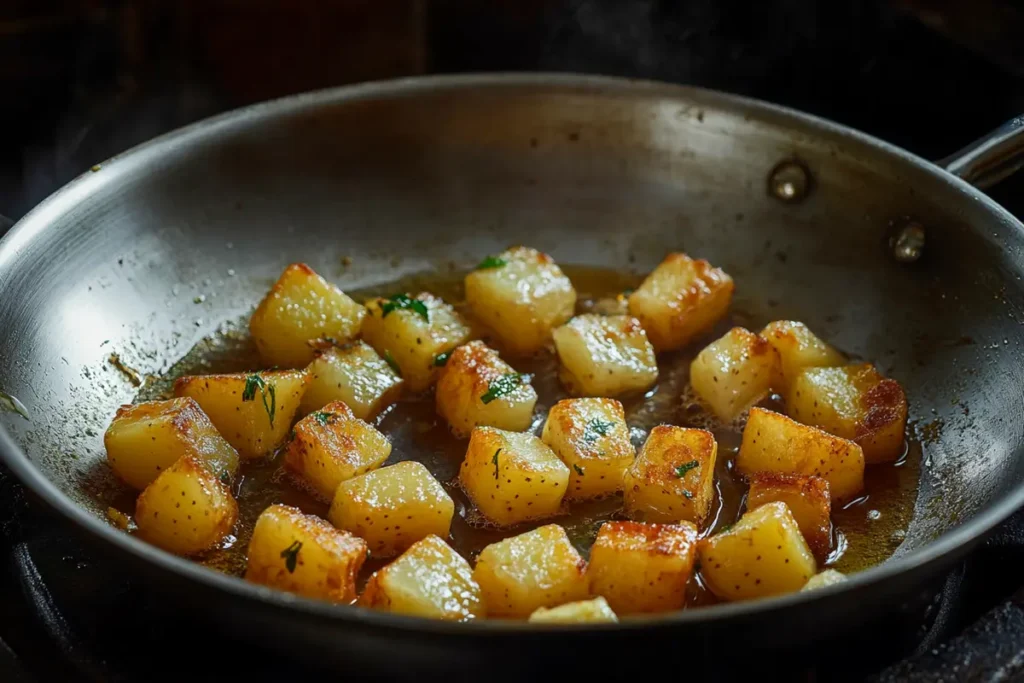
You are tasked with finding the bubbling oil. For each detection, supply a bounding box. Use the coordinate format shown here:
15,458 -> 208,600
128,266 -> 920,603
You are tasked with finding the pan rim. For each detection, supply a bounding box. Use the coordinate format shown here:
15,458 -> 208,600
1,70 -> 1022,635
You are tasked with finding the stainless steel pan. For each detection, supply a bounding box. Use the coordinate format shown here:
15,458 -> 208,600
1,74 -> 1023,679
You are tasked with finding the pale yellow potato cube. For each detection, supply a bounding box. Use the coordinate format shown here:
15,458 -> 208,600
299,341 -> 403,420
690,327 -> 780,421
249,263 -> 365,369
135,455 -> 237,556
627,252 -> 734,352
464,246 -> 576,355
736,407 -> 864,503
528,596 -> 618,624
245,504 -> 367,603
359,535 -> 484,621
760,320 -> 844,393
552,314 -> 658,397
174,369 -> 309,459
540,398 -> 635,500
362,291 -> 472,393
787,363 -> 908,464
623,426 -> 718,525
283,401 -> 391,501
801,569 -> 847,591
104,397 -> 239,490
587,521 -> 698,614
698,501 -> 817,602
473,524 -> 589,618
747,473 -> 831,561
459,427 -> 569,526
436,341 -> 538,438
328,461 -> 454,558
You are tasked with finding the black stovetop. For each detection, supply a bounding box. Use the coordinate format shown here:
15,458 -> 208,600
2,1 -> 1024,680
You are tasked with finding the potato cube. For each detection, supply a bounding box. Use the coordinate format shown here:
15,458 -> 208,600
552,314 -> 658,397
362,291 -> 472,393
747,473 -> 832,561
249,263 -> 365,368
473,524 -> 589,617
528,597 -> 618,624
436,341 -> 538,438
174,369 -> 309,459
245,504 -> 367,602
760,320 -> 844,393
284,401 -> 391,501
627,252 -> 734,352
328,461 -> 454,557
359,535 -> 484,620
459,427 -> 569,526
135,455 -> 237,556
801,569 -> 847,592
587,521 -> 698,614
623,426 -> 718,525
736,407 -> 864,503
698,501 -> 817,601
299,341 -> 403,420
690,327 -> 780,421
787,364 -> 909,464
104,397 -> 239,490
540,398 -> 635,500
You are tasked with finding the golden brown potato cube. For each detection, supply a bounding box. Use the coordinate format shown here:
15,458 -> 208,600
552,314 -> 658,397
473,524 -> 589,618
464,246 -> 576,356
528,596 -> 618,624
627,252 -> 734,352
362,291 -> 472,393
174,369 -> 309,459
787,363 -> 908,464
244,504 -> 367,602
328,461 -> 454,558
747,473 -> 832,561
249,263 -> 365,368
736,407 -> 864,503
801,569 -> 847,591
299,341 -> 403,420
284,401 -> 391,501
623,426 -> 718,525
104,397 -> 239,490
459,427 -> 570,526
135,455 -> 237,556
587,521 -> 698,614
690,327 -> 780,421
698,501 -> 817,601
760,320 -> 844,393
540,398 -> 635,500
435,341 -> 538,438
359,535 -> 484,620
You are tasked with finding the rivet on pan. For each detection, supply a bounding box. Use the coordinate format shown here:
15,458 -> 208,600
768,160 -> 811,203
890,221 -> 926,263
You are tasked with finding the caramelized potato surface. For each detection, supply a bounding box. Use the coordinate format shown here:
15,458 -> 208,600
623,426 -> 718,525
104,397 -> 239,490
747,473 -> 832,561
528,597 -> 618,624
552,314 -> 658,397
690,326 -> 779,421
245,504 -> 366,602
249,263 -> 365,368
541,398 -> 635,500
299,341 -> 403,420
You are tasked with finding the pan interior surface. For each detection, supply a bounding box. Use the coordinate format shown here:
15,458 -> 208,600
1,75 -> 1023,623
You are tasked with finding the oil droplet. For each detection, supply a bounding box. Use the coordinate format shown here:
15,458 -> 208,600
867,509 -> 882,521
0,390 -> 29,420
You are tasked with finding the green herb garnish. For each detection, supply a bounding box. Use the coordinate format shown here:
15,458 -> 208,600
583,417 -> 615,443
674,460 -> 700,478
573,464 -> 585,476
476,255 -> 508,270
242,373 -> 277,427
383,350 -> 401,376
312,411 -> 337,426
219,470 -> 231,486
682,490 -> 693,499
434,350 -> 452,367
280,541 -> 302,573
492,448 -> 501,480
480,373 -> 531,404
380,293 -> 429,322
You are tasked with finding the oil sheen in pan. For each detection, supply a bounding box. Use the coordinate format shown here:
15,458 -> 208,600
112,265 -> 920,607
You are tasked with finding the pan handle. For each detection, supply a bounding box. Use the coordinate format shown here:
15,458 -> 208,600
938,115 -> 1024,189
